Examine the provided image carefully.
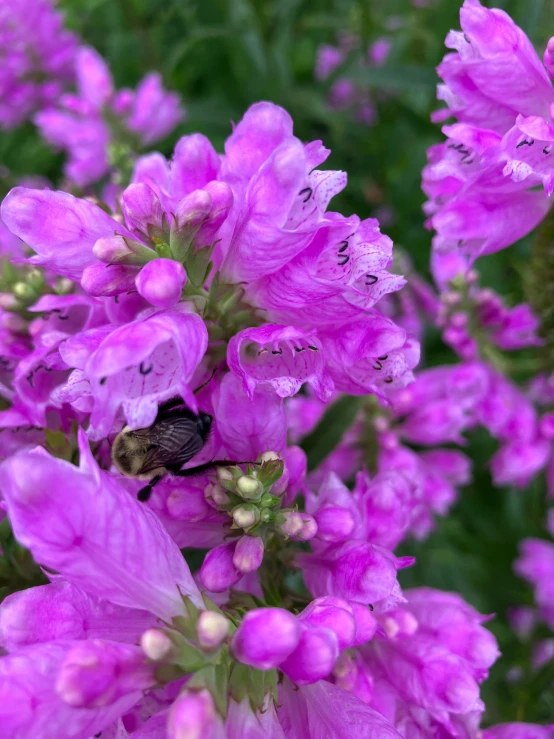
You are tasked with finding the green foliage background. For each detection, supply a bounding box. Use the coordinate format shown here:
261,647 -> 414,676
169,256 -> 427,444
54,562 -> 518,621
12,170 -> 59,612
1,0 -> 553,725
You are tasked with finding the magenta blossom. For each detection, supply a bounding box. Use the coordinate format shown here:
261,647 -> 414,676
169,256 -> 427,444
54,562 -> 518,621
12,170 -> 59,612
0,0 -> 77,128
35,46 -> 184,187
425,0 -> 554,264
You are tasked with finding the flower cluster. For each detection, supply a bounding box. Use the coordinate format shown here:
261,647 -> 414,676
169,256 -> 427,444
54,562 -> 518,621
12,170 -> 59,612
0,100 -> 491,738
0,0 -> 77,128
423,0 -> 554,264
0,0 -> 553,736
35,46 -> 184,188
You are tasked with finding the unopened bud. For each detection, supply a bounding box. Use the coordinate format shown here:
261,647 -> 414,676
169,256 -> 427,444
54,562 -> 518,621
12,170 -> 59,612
13,282 -> 36,302
217,467 -> 234,482
236,475 -> 263,500
232,535 -> 264,574
260,451 -> 280,463
204,482 -> 229,507
232,504 -> 260,529
296,515 -> 318,541
167,689 -> 219,739
93,235 -> 156,266
141,629 -> 173,661
279,511 -> 303,537
27,268 -> 45,291
56,278 -> 74,295
197,611 -> 230,649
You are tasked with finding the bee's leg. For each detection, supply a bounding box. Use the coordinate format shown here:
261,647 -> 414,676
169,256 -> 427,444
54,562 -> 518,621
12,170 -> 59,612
137,474 -> 164,502
192,368 -> 217,395
173,460 -> 260,478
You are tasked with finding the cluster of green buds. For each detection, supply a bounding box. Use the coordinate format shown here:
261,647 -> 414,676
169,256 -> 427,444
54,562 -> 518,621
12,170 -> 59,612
0,260 -> 72,314
141,594 -> 278,718
205,452 -> 317,542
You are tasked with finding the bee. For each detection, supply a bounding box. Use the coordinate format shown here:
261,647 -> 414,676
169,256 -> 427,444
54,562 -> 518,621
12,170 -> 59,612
112,396 -> 242,502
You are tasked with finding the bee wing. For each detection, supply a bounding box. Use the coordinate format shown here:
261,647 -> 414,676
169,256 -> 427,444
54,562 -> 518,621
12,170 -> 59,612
135,417 -> 204,475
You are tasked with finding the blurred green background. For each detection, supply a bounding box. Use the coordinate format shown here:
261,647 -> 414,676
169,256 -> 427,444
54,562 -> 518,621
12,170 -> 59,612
2,0 -> 554,725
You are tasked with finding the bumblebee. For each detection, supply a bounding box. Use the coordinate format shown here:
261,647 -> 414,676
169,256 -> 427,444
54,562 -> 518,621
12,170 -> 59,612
112,397 -> 226,502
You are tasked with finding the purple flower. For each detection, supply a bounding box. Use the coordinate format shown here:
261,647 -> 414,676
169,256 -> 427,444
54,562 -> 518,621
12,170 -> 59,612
219,102 -> 347,282
57,306 -> 208,439
0,641 -> 142,737
0,187 -> 136,281
299,540 -> 411,607
0,580 -> 153,652
232,608 -> 301,669
0,429 -> 203,619
0,0 -> 77,128
135,258 -> 186,308
228,324 -> 333,401
515,539 -> 554,630
167,689 -> 221,738
35,46 -> 184,187
357,587 -> 499,736
425,0 -> 554,263
278,679 -> 402,738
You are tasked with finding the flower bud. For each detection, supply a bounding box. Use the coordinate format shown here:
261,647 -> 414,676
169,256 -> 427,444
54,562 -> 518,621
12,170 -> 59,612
195,181 -> 233,247
197,611 -> 230,650
280,624 -> 339,685
81,263 -> 139,297
170,190 -> 213,262
175,190 -> 212,231
287,514 -> 318,541
93,235 -> 132,263
94,235 -> 156,266
204,482 -> 229,507
56,640 -> 154,708
13,282 -> 36,302
121,182 -> 164,235
236,475 -> 263,500
314,506 -> 355,543
232,504 -> 260,529
167,689 -> 220,739
141,629 -> 173,661
232,535 -> 264,574
260,451 -> 280,463
232,608 -> 300,670
350,603 -> 378,646
299,597 -> 356,651
279,511 -> 303,537
217,468 -> 234,482
199,541 -> 241,593
135,258 -> 186,309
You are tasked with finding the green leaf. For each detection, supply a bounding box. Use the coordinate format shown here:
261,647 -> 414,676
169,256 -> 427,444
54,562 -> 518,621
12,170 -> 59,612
348,64 -> 437,92
301,395 -> 363,471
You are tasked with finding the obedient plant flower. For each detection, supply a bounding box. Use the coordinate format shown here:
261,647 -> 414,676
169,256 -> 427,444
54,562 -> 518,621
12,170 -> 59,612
515,538 -> 554,630
425,0 -> 554,264
347,588 -> 500,737
0,0 -> 77,128
0,92 -> 509,738
35,46 -> 184,187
